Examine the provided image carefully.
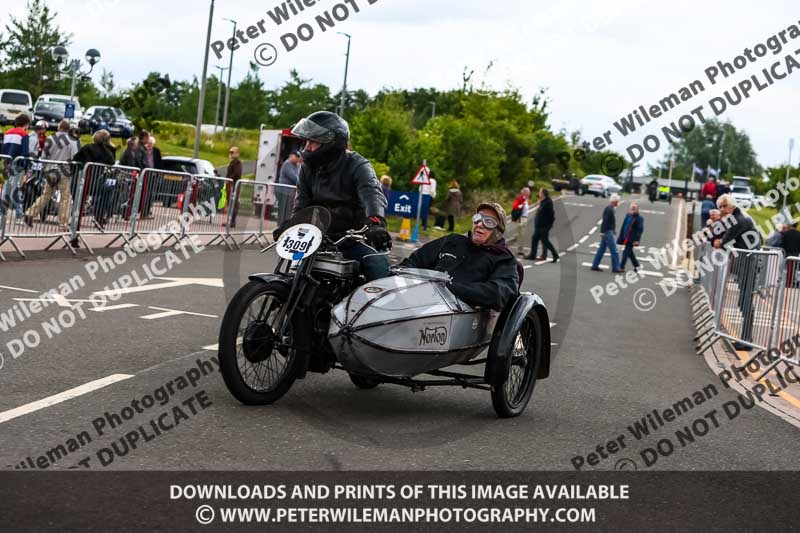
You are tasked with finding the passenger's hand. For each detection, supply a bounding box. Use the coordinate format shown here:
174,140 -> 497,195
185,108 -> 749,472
272,220 -> 290,242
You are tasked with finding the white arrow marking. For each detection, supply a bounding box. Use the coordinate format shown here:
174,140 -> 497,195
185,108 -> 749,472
89,303 -> 140,313
91,277 -> 224,297
0,285 -> 38,293
140,306 -> 219,320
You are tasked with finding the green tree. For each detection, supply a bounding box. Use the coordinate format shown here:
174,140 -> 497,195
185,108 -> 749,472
264,69 -> 335,127
228,63 -> 269,129
350,95 -> 417,181
657,119 -> 762,182
0,0 -> 72,97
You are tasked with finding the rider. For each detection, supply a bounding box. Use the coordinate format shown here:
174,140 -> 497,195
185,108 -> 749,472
281,111 -> 391,281
399,202 -> 521,311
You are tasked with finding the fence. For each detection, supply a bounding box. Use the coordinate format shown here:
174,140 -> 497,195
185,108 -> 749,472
0,156 -> 83,259
0,159 -> 297,260
693,243 -> 799,379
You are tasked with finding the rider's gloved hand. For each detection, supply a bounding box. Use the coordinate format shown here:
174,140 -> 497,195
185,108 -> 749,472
272,220 -> 290,242
365,216 -> 392,251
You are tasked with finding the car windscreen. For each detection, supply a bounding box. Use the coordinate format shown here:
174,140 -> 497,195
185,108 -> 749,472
35,102 -> 66,113
1,92 -> 30,105
732,186 -> 751,194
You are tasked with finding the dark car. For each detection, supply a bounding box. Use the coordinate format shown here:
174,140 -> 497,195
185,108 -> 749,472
83,106 -> 135,138
552,174 -> 588,195
32,101 -> 67,130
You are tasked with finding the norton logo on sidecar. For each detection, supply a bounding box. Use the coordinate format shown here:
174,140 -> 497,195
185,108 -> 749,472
277,224 -> 323,260
419,326 -> 448,347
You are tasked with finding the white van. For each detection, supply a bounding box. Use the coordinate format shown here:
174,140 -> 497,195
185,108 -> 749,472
36,94 -> 84,122
0,89 -> 33,125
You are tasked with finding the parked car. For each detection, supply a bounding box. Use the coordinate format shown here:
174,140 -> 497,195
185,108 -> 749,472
552,173 -> 587,195
33,101 -> 68,130
158,156 -> 220,208
580,174 -> 622,198
36,94 -> 85,130
83,106 -> 135,138
0,89 -> 33,125
731,185 -> 755,209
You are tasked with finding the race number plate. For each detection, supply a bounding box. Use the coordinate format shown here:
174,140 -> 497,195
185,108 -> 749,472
275,223 -> 323,261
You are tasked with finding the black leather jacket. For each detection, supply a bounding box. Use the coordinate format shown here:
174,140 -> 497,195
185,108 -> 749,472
721,207 -> 761,250
399,234 -> 520,311
293,151 -> 387,235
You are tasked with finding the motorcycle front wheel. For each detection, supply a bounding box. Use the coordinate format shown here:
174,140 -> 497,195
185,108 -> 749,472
219,280 -> 303,405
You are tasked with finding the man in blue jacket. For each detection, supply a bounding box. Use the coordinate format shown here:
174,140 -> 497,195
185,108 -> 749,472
617,202 -> 644,272
591,194 -> 622,273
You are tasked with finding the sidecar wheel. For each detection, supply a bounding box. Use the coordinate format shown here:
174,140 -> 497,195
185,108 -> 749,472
219,280 -> 302,405
349,373 -> 380,390
491,314 -> 542,418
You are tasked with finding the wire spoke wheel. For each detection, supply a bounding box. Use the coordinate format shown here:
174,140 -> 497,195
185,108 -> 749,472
219,280 -> 303,405
491,314 -> 542,418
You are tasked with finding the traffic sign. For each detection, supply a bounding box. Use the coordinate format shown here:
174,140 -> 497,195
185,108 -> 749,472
64,102 -> 75,119
411,165 -> 430,186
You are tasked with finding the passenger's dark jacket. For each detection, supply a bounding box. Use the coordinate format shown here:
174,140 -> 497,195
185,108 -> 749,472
534,196 -> 555,228
720,207 -> 761,250
780,227 -> 800,257
293,151 -> 387,235
399,233 -> 520,311
600,204 -> 616,233
72,142 -> 115,167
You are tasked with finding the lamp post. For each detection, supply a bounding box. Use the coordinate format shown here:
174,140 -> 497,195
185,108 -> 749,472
222,18 -> 237,132
52,46 -> 101,103
337,32 -> 351,117
716,132 -> 726,178
194,0 -> 215,158
430,101 -> 437,119
213,66 -> 228,134
784,138 -> 794,211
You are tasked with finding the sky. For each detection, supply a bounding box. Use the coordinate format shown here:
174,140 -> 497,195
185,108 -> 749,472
3,0 -> 799,173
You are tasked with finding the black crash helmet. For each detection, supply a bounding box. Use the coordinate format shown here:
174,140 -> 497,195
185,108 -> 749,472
291,111 -> 350,167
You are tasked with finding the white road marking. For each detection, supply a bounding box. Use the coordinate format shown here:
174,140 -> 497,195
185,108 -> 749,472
565,202 -> 593,208
550,322 -> 557,327
0,285 -> 38,293
581,262 -> 663,277
523,265 -> 533,270
640,210 -> 665,215
672,201 -> 684,267
89,303 -> 140,313
0,374 -> 134,425
140,306 -> 219,320
13,297 -> 100,308
92,277 -> 224,297
202,343 -> 219,351
535,260 -> 548,265
568,244 -> 580,251
588,227 -> 598,235
579,236 -> 589,244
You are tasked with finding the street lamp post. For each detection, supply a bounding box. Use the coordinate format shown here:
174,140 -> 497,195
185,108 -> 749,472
716,132 -> 726,178
783,138 -> 794,211
214,66 -> 228,134
52,46 -> 101,104
194,0 -> 215,158
337,32 -> 351,117
430,101 -> 436,119
222,18 -> 237,133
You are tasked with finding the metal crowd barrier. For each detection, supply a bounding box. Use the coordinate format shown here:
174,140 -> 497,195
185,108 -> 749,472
228,179 -> 270,248
73,162 -> 140,254
0,156 -> 82,258
1,157 -> 290,260
180,175 -> 235,249
771,257 -> 800,369
131,168 -> 194,248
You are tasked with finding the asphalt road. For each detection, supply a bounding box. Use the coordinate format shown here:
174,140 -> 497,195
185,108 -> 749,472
1,193 -> 798,471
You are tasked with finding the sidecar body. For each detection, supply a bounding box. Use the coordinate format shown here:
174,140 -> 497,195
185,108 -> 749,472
328,268 -> 501,378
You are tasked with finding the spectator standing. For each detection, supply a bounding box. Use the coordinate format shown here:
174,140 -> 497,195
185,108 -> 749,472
73,129 -> 116,228
716,180 -> 731,196
119,137 -> 140,168
380,175 -> 392,200
780,222 -> 800,258
512,187 -> 530,255
444,180 -> 462,232
714,194 -> 762,351
31,121 -> 48,157
420,170 -> 437,230
701,195 -> 716,227
591,193 -> 622,272
139,135 -> 162,217
526,188 -> 559,263
700,178 -> 717,201
24,119 -> 79,229
1,114 -> 34,222
617,202 -> 644,272
276,149 -> 300,225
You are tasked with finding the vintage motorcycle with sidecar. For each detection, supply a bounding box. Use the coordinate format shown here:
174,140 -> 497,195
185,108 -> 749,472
218,206 -> 552,418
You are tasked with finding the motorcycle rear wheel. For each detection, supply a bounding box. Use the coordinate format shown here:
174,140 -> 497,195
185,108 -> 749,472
219,280 -> 303,405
